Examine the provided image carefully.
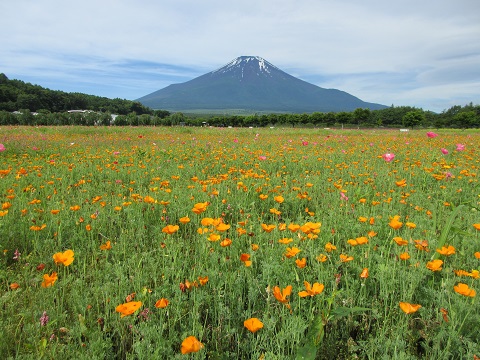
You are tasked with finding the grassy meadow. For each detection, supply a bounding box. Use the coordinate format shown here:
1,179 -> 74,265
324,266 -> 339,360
0,126 -> 479,359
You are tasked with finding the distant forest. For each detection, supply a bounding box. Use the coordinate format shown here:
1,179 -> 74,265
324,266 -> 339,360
0,73 -> 479,128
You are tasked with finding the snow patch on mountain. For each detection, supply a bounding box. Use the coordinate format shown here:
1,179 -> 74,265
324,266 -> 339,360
211,56 -> 279,76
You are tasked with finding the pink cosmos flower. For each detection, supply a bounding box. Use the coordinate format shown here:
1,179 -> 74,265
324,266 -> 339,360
0,144 -> 5,152
233,138 -> 238,143
340,192 -> 349,201
382,153 -> 395,162
426,132 -> 438,138
302,141 -> 308,146
455,144 -> 465,151
441,148 -> 449,155
258,156 -> 267,161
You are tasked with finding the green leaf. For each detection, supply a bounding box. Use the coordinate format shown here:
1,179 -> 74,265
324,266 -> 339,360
432,204 -> 466,260
295,315 -> 324,359
295,343 -> 318,360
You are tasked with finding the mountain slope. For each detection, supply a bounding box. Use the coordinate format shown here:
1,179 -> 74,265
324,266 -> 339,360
137,56 -> 386,113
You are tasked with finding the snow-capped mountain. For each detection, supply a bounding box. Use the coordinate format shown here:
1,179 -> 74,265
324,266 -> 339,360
210,56 -> 281,79
137,56 -> 386,113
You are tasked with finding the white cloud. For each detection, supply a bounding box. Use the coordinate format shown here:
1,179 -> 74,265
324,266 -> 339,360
1,0 -> 479,112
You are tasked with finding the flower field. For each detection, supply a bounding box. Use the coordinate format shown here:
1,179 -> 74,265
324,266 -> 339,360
1,126 -> 479,359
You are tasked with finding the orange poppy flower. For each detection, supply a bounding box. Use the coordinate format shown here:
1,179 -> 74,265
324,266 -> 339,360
41,272 -> 58,288
53,250 -> 75,266
261,224 -> 276,232
399,302 -> 422,314
10,282 -> 20,290
155,298 -> 169,308
201,217 -> 214,226
298,281 -> 324,297
215,223 -> 230,232
405,222 -> 416,229
426,259 -> 443,272
454,270 -> 470,277
220,238 -> 232,247
395,179 -> 407,187
240,254 -> 250,262
192,202 -> 209,214
273,285 -> 292,305
473,224 -> 480,231
436,245 -> 455,256
455,269 -> 478,279
340,254 -> 354,262
399,252 -> 410,260
115,301 -> 142,317
348,237 -> 368,246
287,224 -> 301,232
360,268 -> 369,279
358,216 -> 367,223
240,253 -> 251,267
259,194 -> 268,200
244,317 -> 264,333
393,237 -> 408,246
325,242 -> 337,252
414,239 -> 429,252
2,202 -> 12,210
300,222 -> 321,234
180,336 -> 203,354
198,276 -> 209,285
475,252 -> 480,259
453,283 -> 476,297
278,237 -> 293,244
316,254 -> 327,262
208,233 -> 221,242
143,196 -> 155,204
295,258 -> 307,268
389,215 -> 403,230
237,228 -> 247,236
50,209 -> 60,215
251,244 -> 259,251
30,224 -> 47,231
162,225 -> 179,234
70,205 -> 81,211
285,247 -> 301,258
274,195 -> 284,203
100,240 -> 112,250
179,216 -> 190,224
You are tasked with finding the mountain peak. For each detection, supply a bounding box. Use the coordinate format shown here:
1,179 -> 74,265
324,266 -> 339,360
210,56 -> 280,79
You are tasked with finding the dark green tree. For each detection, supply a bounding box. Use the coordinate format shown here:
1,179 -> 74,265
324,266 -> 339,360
402,110 -> 425,128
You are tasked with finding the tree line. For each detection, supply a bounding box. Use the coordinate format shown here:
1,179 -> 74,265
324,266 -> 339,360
0,73 -> 155,115
0,73 -> 478,128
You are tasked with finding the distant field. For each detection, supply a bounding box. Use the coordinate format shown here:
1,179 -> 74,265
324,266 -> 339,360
1,126 -> 479,359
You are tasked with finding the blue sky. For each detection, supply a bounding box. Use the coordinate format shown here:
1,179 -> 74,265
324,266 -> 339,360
1,0 -> 479,112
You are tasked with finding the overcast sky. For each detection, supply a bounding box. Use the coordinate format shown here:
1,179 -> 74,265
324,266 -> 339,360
1,0 -> 479,112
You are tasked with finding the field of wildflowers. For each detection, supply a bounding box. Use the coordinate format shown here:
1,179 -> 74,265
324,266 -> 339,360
0,126 -> 479,359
